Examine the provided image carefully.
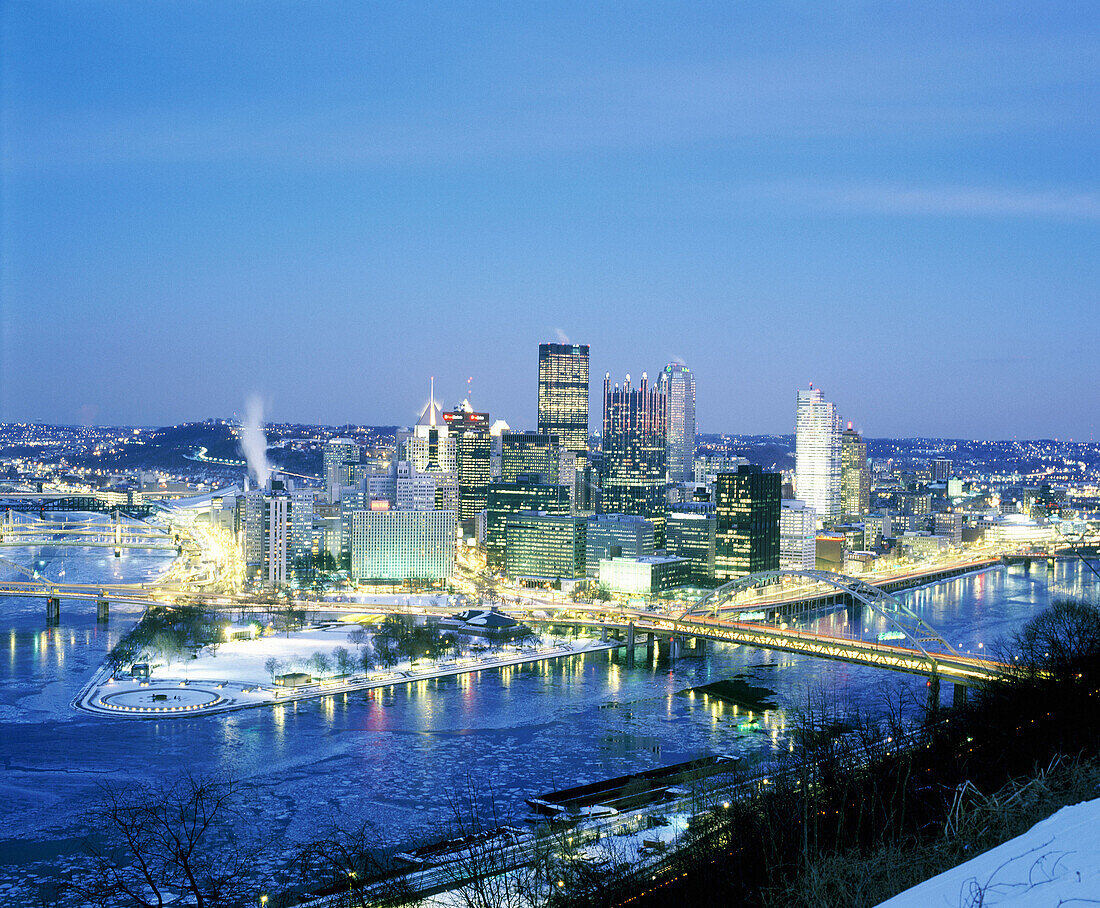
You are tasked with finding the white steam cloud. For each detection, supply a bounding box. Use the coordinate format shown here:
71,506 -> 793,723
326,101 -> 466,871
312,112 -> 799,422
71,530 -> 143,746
240,394 -> 272,488
554,328 -> 571,344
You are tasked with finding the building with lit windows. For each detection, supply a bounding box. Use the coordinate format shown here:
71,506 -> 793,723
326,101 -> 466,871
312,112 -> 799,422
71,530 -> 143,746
323,438 -> 361,503
501,431 -> 561,482
665,509 -> 717,584
795,386 -> 841,525
485,475 -> 572,570
715,465 -> 780,581
584,513 -> 655,578
780,499 -> 817,570
659,363 -> 696,484
537,343 -> 590,456
840,424 -> 870,519
601,372 -> 668,544
443,402 -> 491,520
243,475 -> 315,586
599,555 -> 691,595
349,509 -> 455,584
503,512 -> 587,582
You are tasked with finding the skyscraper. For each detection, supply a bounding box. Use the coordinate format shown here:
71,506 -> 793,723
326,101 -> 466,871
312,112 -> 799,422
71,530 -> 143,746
537,343 -> 590,456
601,372 -> 668,543
795,385 -> 841,525
659,363 -> 696,484
714,465 -> 780,581
840,423 -> 870,519
443,401 -> 491,521
322,438 -> 361,503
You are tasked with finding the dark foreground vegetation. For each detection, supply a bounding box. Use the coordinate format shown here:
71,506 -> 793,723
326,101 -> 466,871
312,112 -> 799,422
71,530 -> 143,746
48,598 -> 1100,908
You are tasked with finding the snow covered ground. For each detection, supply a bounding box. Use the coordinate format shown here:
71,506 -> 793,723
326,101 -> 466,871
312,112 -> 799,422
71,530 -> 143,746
878,796 -> 1100,907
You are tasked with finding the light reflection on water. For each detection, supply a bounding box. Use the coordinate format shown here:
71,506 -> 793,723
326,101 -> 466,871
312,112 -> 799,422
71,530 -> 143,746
0,545 -> 1096,886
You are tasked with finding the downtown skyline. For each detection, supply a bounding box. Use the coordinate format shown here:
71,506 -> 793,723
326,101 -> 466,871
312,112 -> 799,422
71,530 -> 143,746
2,2 -> 1098,439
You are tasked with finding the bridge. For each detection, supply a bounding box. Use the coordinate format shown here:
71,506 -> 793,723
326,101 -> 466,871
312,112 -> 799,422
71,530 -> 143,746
497,567 -> 1008,689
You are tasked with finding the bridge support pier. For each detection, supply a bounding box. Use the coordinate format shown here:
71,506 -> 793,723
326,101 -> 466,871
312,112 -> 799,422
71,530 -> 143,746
46,596 -> 60,625
600,625 -> 608,643
927,673 -> 941,713
952,683 -> 968,708
97,599 -> 109,622
646,633 -> 655,663
692,636 -> 706,657
626,623 -> 635,669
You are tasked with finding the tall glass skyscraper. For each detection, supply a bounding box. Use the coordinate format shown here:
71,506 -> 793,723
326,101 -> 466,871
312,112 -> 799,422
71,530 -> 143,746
795,386 -> 841,525
840,423 -> 870,519
659,363 -> 696,484
537,343 -> 590,455
601,371 -> 668,544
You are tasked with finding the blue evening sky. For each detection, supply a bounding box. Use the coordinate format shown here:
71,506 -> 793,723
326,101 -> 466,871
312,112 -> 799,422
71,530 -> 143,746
2,2 -> 1097,439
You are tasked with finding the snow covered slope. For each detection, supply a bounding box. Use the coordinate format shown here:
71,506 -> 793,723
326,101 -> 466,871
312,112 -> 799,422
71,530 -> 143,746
877,796 -> 1100,907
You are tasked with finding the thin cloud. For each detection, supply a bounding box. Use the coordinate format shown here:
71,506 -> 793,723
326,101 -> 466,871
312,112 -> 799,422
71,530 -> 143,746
746,182 -> 1100,220
554,328 -> 571,344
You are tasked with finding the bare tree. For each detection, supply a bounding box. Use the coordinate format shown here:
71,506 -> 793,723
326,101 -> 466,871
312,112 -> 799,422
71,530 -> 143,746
296,817 -> 419,908
332,646 -> 354,676
264,656 -> 282,683
68,775 -> 252,908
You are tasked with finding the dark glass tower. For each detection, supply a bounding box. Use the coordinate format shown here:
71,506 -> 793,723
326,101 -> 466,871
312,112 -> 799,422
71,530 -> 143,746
715,465 -> 780,581
443,404 -> 491,521
601,371 -> 668,544
538,343 -> 590,456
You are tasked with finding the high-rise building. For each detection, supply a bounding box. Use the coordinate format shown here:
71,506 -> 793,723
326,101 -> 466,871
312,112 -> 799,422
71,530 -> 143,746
601,372 -> 668,543
503,512 -> 587,582
323,438 -> 361,503
243,474 -> 315,586
485,475 -> 572,570
715,465 -> 781,581
443,402 -> 491,520
501,431 -> 561,483
538,343 -> 590,456
400,378 -> 457,474
795,385 -> 841,525
780,499 -> 817,570
931,458 -> 953,482
840,423 -> 870,519
349,509 -> 455,584
659,363 -> 696,484
665,510 -> 717,585
584,513 -> 655,578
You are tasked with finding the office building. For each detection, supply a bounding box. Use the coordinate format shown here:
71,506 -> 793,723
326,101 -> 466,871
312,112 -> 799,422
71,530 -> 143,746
931,458 -> 953,482
323,438 -> 361,503
840,423 -> 870,519
243,474 -> 315,586
601,372 -> 668,543
349,509 -> 455,584
400,378 -> 457,474
715,465 -> 781,581
501,431 -> 561,483
659,363 -> 696,484
444,402 -> 491,520
599,555 -> 692,596
484,475 -> 572,570
795,385 -> 841,525
584,513 -> 656,578
934,512 -> 964,545
665,510 -> 717,584
780,499 -> 817,570
503,512 -> 587,582
538,343 -> 590,456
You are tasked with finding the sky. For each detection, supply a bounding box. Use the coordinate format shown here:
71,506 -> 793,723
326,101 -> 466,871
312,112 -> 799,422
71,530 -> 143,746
1,2 -> 1098,439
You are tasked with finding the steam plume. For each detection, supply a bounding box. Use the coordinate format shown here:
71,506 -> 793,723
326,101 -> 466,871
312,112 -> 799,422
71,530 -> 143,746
241,394 -> 272,487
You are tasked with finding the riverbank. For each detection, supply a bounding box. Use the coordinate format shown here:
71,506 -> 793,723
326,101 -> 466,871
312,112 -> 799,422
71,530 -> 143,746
72,630 -> 622,719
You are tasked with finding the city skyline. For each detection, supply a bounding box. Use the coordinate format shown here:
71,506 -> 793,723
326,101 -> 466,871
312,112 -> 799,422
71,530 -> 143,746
3,3 -> 1098,439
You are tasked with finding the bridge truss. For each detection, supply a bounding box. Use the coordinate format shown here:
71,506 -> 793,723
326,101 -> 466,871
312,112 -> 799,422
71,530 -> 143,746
680,568 -> 963,673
